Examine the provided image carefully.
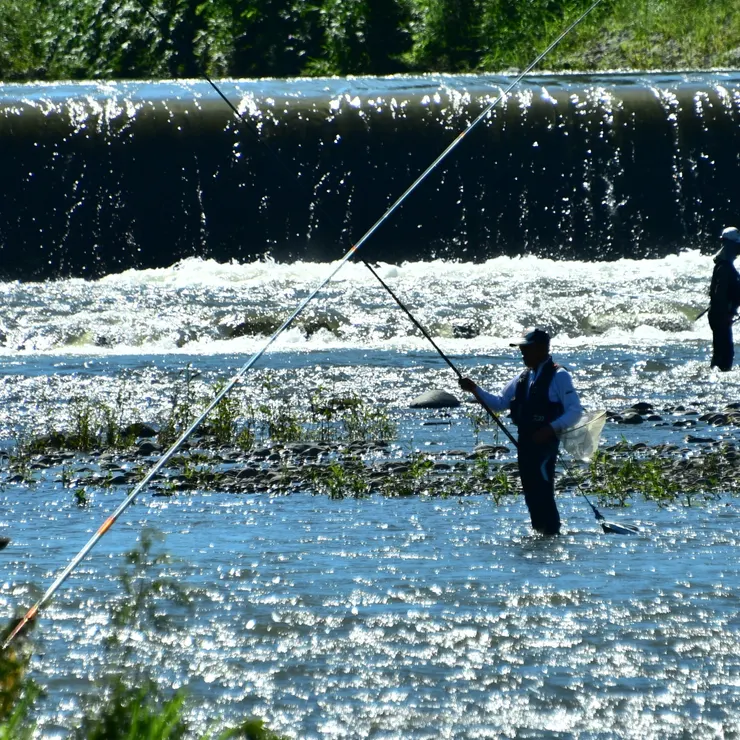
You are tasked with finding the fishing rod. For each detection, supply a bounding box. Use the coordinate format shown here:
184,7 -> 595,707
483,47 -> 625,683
2,0 -> 608,650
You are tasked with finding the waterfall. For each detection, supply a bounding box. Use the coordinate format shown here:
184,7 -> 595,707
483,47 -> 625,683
0,73 -> 738,279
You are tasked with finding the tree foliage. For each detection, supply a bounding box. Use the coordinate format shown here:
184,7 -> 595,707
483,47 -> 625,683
0,0 -> 737,80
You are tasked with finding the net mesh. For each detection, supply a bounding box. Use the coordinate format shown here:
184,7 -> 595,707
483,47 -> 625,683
556,410 -> 607,461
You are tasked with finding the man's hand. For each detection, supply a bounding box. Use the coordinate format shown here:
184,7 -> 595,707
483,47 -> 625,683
532,425 -> 555,444
458,377 -> 478,393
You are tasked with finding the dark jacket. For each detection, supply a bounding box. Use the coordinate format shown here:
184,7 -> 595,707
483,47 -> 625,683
709,245 -> 740,323
510,358 -> 564,437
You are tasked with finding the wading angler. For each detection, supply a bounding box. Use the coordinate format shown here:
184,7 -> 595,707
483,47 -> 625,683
459,328 -> 583,535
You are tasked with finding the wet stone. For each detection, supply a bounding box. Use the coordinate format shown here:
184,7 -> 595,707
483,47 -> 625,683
618,413 -> 643,425
137,441 -> 160,455
124,422 -> 157,438
285,443 -> 314,454
409,389 -> 461,409
236,468 -> 259,479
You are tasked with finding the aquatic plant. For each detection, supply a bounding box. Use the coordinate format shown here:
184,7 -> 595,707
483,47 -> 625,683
205,382 -> 245,447
158,365 -> 203,448
461,455 -> 515,503
311,459 -> 370,499
342,396 -> 396,443
380,452 -> 434,497
67,397 -> 98,452
585,449 -> 681,507
6,435 -> 34,484
102,383 -> 137,450
73,487 -> 89,508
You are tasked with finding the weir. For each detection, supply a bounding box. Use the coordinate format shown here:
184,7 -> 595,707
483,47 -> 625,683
0,72 -> 738,280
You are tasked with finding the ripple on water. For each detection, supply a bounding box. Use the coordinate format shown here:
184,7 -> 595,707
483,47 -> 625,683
1,492 -> 739,737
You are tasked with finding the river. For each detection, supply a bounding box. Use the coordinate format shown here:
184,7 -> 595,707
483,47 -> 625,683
1,71 -> 740,738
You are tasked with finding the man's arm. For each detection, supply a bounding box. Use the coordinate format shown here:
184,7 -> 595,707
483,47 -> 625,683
458,374 -> 518,413
549,370 -> 584,433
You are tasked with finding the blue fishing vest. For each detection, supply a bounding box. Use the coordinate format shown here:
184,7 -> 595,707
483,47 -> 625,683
510,358 -> 564,435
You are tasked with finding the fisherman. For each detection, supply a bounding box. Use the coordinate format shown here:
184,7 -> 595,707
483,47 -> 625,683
708,227 -> 740,371
458,328 -> 583,535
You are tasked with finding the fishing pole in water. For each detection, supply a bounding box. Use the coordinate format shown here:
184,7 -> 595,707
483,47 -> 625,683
3,0 -> 607,651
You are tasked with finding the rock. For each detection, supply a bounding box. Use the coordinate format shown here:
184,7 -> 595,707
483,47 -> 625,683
685,436 -> 714,444
34,432 -> 67,450
409,390 -> 461,409
473,444 -> 509,456
452,324 -> 479,339
630,402 -> 653,413
647,415 -> 662,421
137,441 -> 160,456
285,443 -> 313,454
124,422 -> 158,439
618,413 -> 643,425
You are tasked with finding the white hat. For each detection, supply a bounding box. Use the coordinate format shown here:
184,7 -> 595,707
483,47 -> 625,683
721,226 -> 740,243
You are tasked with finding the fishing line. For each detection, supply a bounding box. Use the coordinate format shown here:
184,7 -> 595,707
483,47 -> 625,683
3,0 -> 608,650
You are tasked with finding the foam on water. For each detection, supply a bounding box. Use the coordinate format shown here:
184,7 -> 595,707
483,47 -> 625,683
0,251 -> 717,357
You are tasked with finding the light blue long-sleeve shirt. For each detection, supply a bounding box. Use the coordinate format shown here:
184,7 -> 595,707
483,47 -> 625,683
474,357 -> 583,433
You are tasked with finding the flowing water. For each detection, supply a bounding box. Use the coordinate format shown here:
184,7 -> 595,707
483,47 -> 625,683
1,72 -> 740,277
2,71 -> 740,737
1,254 -> 740,738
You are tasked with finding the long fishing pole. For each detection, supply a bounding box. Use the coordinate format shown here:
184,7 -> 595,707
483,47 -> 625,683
3,0 -> 607,650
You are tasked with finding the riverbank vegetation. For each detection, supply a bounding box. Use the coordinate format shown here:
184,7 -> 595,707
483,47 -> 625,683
0,0 -> 738,82
2,375 -> 739,506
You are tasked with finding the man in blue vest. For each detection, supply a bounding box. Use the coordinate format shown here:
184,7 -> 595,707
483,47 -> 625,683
458,328 -> 583,535
709,226 -> 740,371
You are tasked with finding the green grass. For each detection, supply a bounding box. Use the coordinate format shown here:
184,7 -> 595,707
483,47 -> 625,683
0,0 -> 737,81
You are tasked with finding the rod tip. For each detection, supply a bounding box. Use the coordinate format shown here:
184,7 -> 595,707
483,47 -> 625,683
1,614 -> 36,653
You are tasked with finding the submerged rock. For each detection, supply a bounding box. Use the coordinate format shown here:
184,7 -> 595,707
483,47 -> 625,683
618,412 -> 643,425
409,389 -> 460,409
630,402 -> 653,413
